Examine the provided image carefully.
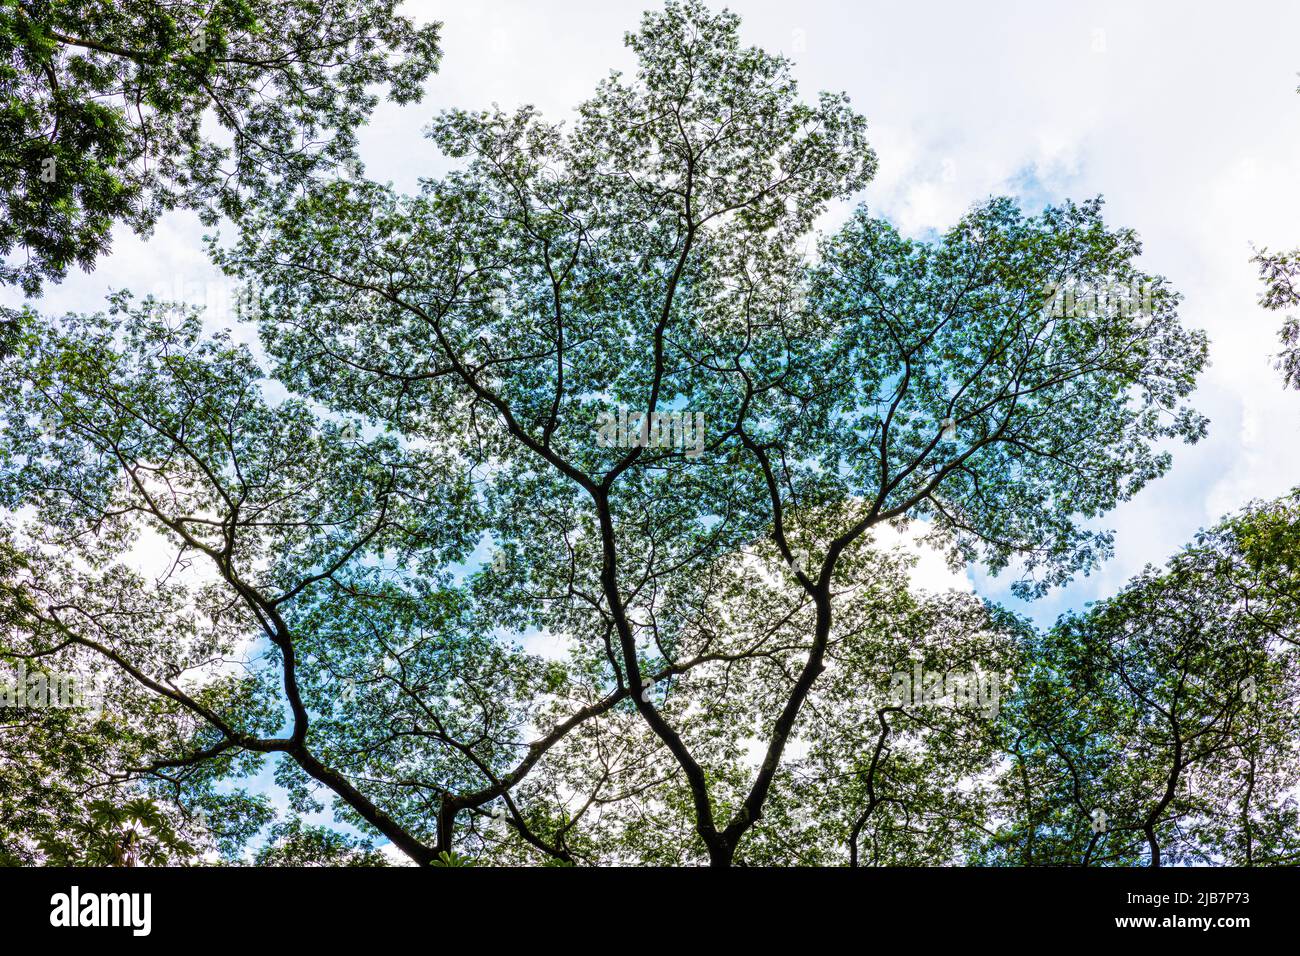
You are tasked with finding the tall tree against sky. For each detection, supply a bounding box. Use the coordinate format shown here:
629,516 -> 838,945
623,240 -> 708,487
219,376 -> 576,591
0,0 -> 441,295
11,1 -> 1280,869
216,0 -> 1210,864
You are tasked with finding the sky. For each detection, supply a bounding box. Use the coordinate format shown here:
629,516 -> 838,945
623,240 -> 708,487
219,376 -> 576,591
7,0 -> 1300,857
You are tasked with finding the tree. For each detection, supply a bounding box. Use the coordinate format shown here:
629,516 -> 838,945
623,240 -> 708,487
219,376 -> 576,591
36,798 -> 198,866
744,589 -> 1027,866
0,1 -> 1214,867
0,528 -> 251,865
213,0 -> 1208,864
1250,77 -> 1300,389
0,295 -> 689,864
1253,246 -> 1300,389
252,816 -> 388,867
0,0 -> 440,294
991,493 -> 1300,866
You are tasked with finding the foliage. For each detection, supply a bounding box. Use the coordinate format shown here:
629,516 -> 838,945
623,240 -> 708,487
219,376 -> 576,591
35,797 -> 196,866
1253,246 -> 1300,389
215,0 -> 1206,863
0,0 -> 440,293
252,815 -> 388,866
991,494 -> 1300,866
0,1 -> 1258,869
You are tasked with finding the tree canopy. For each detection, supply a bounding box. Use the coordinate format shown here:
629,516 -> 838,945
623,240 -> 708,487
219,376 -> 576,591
0,0 -> 440,294
993,493 -> 1300,866
2,1 -> 1293,869
1254,245 -> 1300,389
